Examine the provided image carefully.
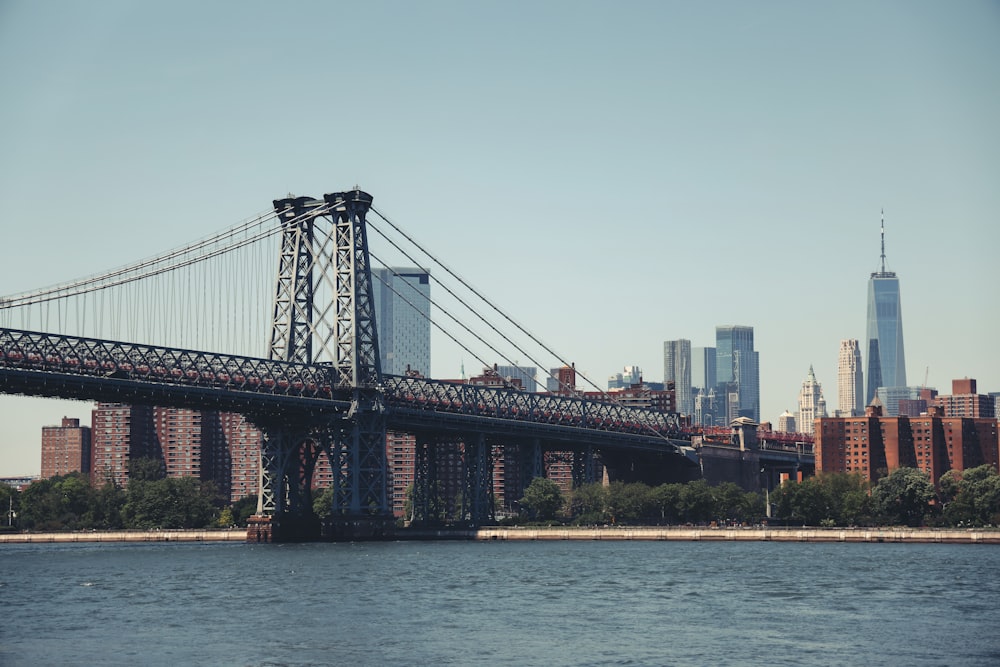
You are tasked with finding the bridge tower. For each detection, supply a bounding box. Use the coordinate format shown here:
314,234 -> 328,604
251,189 -> 390,541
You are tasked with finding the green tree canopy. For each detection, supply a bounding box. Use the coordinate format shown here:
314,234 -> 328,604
872,467 -> 934,527
940,465 -> 1000,527
123,477 -> 219,529
520,477 -> 563,521
569,482 -> 607,525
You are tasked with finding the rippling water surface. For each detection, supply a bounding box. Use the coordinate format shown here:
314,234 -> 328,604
2,540 -> 999,666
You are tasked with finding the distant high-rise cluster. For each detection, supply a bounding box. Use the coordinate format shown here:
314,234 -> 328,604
668,326 -> 759,426
608,365 -> 643,390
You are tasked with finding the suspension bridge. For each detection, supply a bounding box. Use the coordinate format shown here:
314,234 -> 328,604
0,188 -> 699,540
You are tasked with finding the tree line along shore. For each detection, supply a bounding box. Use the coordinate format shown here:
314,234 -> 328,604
3,461 -> 1000,535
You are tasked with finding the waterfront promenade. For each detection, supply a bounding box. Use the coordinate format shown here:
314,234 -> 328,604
3,526 -> 999,544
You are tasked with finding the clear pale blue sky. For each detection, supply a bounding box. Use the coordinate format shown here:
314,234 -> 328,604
1,1 -> 998,476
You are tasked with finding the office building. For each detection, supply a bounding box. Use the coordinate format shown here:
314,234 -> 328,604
796,366 -> 827,435
41,417 -> 91,479
496,365 -> 539,393
715,325 -> 759,422
692,347 -> 716,394
777,410 -> 797,434
876,386 -> 923,417
865,212 -> 907,402
664,339 -> 692,416
816,400 -> 999,484
371,267 -> 431,376
837,339 -> 864,417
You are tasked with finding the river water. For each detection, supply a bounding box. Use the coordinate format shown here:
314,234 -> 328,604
2,540 -> 999,666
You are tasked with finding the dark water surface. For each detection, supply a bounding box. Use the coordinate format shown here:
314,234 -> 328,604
2,540 -> 999,666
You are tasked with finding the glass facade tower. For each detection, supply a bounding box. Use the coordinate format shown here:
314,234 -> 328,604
371,268 -> 431,376
663,339 -> 692,416
715,325 -> 759,422
865,215 -> 906,403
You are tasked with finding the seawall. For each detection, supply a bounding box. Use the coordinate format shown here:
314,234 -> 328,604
0,529 -> 246,544
472,526 -> 1000,544
3,526 -> 999,544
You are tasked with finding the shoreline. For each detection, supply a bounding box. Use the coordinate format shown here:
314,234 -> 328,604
2,526 -> 999,544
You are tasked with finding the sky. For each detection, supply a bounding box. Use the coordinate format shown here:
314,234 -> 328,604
1,1 -> 998,476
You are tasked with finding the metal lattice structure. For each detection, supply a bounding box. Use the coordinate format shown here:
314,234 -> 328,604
0,186 -> 715,540
259,190 -> 390,536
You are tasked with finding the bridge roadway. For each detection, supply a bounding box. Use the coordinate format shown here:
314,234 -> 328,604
0,327 -> 696,458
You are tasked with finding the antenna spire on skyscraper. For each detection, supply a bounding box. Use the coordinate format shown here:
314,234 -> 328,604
880,208 -> 886,274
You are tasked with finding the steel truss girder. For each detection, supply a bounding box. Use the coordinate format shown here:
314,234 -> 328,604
382,375 -> 683,445
0,327 -> 342,406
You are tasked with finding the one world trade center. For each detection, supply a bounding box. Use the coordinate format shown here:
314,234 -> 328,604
865,211 -> 906,403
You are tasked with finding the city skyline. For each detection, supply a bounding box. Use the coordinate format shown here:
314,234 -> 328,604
1,2 -> 998,475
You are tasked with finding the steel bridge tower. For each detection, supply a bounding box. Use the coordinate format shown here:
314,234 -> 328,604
250,189 -> 390,541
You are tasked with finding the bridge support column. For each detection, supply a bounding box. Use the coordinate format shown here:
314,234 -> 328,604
411,437 -> 436,524
322,407 -> 393,540
572,446 -> 598,488
464,433 -> 494,526
520,438 -> 545,491
250,427 -> 321,542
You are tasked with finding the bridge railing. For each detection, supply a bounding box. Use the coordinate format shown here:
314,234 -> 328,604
0,328 -> 339,400
383,375 -> 682,437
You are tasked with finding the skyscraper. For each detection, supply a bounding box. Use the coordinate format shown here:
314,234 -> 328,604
715,325 -> 759,422
663,339 -> 692,416
796,365 -> 827,435
371,267 -> 431,376
691,346 -> 716,395
865,212 -> 906,403
838,339 -> 864,416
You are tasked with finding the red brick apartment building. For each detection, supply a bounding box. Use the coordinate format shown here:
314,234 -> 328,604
815,397 -> 999,484
89,403 -> 261,502
41,417 -> 91,479
933,378 -> 996,419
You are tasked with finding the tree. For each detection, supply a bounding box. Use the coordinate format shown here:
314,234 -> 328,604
649,483 -> 683,524
231,495 -> 259,527
18,473 -> 97,531
605,482 -> 650,525
679,479 -> 714,524
519,477 -> 563,521
0,482 -> 18,529
123,477 -> 219,529
312,486 -> 335,520
91,481 -> 126,529
569,482 -> 607,524
129,457 -> 165,482
872,467 -> 934,527
940,465 -> 1000,527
